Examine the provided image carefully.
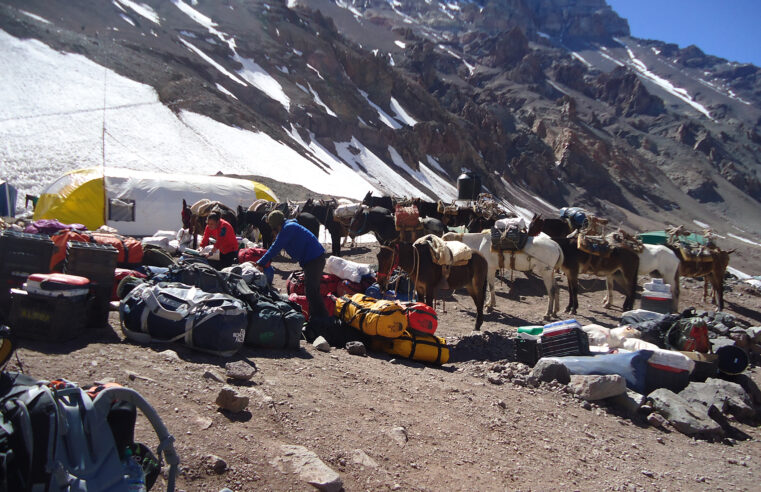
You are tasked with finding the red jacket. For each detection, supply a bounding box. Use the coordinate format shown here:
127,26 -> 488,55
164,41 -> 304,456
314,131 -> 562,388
200,219 -> 238,255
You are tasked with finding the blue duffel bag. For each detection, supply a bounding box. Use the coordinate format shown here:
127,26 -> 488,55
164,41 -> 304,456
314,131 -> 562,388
120,282 -> 247,356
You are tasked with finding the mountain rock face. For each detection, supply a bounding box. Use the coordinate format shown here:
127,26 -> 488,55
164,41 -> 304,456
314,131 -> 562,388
2,0 -> 761,247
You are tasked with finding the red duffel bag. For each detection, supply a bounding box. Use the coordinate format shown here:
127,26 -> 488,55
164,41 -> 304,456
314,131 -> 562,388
287,271 -> 341,297
238,247 -> 270,267
394,204 -> 419,229
88,232 -> 144,266
112,268 -> 147,301
402,302 -> 438,335
288,293 -> 336,321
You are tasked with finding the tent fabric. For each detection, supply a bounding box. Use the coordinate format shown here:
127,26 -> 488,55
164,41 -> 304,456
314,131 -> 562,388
0,181 -> 18,217
34,168 -> 277,236
638,230 -> 706,245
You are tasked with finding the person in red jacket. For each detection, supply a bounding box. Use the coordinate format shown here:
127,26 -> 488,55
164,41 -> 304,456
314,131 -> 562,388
200,212 -> 238,269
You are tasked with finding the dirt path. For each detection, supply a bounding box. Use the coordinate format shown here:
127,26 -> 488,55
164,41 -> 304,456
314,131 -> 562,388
9,244 -> 761,491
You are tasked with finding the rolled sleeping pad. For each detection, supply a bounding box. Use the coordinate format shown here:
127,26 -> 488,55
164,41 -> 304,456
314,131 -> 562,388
716,345 -> 749,375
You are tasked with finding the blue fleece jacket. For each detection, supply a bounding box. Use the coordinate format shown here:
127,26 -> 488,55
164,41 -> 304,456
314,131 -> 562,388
257,220 -> 324,267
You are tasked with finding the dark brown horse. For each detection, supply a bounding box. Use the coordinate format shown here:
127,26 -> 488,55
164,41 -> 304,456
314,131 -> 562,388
181,199 -> 237,249
300,198 -> 345,256
540,218 -> 639,313
377,241 -> 489,331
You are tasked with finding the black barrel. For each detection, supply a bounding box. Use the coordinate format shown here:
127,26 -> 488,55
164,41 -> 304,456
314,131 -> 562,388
457,171 -> 481,200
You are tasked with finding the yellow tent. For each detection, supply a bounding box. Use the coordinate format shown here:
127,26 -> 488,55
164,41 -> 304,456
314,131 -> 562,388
34,167 -> 277,235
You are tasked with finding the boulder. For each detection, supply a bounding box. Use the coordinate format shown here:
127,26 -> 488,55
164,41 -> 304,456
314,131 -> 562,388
679,379 -> 756,421
569,374 -> 626,401
273,445 -> 342,492
530,359 -> 571,384
206,454 -> 227,474
648,389 -> 724,440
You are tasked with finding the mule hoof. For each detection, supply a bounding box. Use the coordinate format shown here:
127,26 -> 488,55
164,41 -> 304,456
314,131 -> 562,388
543,315 -> 551,321
486,306 -> 494,314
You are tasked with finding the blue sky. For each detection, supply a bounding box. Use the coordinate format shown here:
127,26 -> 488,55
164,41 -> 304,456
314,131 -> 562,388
606,0 -> 761,67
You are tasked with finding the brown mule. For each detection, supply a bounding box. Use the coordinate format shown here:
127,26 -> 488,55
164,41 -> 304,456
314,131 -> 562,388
672,247 -> 733,311
377,241 -> 489,331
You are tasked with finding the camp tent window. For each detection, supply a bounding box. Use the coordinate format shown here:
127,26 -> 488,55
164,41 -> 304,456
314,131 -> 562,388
108,198 -> 135,222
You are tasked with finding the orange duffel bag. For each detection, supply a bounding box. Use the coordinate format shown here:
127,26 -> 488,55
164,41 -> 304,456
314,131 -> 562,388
87,233 -> 144,266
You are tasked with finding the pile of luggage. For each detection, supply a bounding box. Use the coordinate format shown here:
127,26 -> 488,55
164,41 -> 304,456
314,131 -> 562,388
394,204 -> 423,243
333,293 -> 449,365
119,260 -> 306,356
667,226 -> 717,262
491,217 -> 528,252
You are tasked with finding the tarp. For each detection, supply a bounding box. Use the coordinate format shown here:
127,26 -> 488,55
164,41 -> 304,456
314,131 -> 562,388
33,168 -> 277,236
638,230 -> 707,245
0,181 -> 18,217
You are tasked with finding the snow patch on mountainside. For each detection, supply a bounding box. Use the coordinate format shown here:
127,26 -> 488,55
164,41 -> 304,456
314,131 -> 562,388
359,90 -> 402,129
0,28 -> 378,202
114,0 -> 160,25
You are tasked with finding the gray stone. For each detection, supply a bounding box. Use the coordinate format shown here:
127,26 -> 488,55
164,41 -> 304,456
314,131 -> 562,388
710,337 -> 737,350
747,326 -> 761,343
727,373 -> 761,406
609,390 -> 646,416
225,361 -> 256,381
530,359 -> 571,385
203,370 -> 225,383
569,374 -> 626,401
679,378 -> 756,421
389,426 -> 408,446
647,412 -> 667,428
159,349 -> 180,362
345,341 -> 367,356
273,445 -> 342,492
215,386 -> 249,413
313,336 -> 331,352
709,322 -> 729,336
648,389 -> 724,440
487,374 -> 504,385
207,454 -> 227,474
351,449 -> 378,468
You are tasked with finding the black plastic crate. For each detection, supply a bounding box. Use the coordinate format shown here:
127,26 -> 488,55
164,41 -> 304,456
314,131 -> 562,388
0,230 -> 53,277
64,241 -> 118,284
8,289 -> 88,342
514,337 -> 542,367
540,328 -> 590,358
640,296 -> 673,314
0,272 -> 28,319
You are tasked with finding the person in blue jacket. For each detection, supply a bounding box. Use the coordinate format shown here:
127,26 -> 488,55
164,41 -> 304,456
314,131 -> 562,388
255,210 -> 329,319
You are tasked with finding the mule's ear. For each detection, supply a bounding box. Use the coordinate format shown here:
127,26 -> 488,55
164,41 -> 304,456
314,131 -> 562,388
182,199 -> 187,209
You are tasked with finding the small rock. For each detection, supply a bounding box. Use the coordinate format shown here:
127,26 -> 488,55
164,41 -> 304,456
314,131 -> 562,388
203,370 -> 225,383
351,449 -> 378,468
530,359 -> 571,384
497,400 -> 507,409
487,374 -> 503,385
219,488 -> 234,492
345,341 -> 367,356
195,416 -> 213,430
608,390 -> 646,417
313,336 -> 331,352
569,374 -> 626,401
648,412 -> 667,428
225,361 -> 256,381
159,349 -> 180,362
389,426 -> 408,446
207,455 -> 227,474
272,445 -> 342,492
125,370 -> 155,383
642,470 -> 654,478
215,386 -> 249,413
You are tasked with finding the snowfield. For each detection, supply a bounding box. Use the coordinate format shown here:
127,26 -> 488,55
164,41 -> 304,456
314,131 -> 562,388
0,28 -> 443,204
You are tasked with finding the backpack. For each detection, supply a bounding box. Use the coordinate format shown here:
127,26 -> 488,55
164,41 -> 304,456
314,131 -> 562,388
666,317 -> 710,353
0,372 -> 179,491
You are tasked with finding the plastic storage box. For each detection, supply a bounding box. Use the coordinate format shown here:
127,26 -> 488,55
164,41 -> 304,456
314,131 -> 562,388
8,289 -> 88,342
63,241 -> 118,328
0,231 -> 54,316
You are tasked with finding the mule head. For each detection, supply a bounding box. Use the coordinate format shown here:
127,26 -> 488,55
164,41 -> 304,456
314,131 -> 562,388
348,205 -> 367,236
181,199 -> 191,229
527,214 -> 543,237
376,244 -> 399,290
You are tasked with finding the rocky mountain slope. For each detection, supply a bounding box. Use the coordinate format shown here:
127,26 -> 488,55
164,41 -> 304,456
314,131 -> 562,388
2,0 -> 760,263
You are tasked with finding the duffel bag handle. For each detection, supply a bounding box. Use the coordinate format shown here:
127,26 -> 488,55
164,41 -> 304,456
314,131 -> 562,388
141,286 -> 198,322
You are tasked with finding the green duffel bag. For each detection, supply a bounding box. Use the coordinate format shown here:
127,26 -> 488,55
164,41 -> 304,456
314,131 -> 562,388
245,299 -> 303,349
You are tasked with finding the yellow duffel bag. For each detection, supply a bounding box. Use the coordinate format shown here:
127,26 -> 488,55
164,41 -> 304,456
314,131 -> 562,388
334,294 -> 407,338
370,330 -> 450,365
